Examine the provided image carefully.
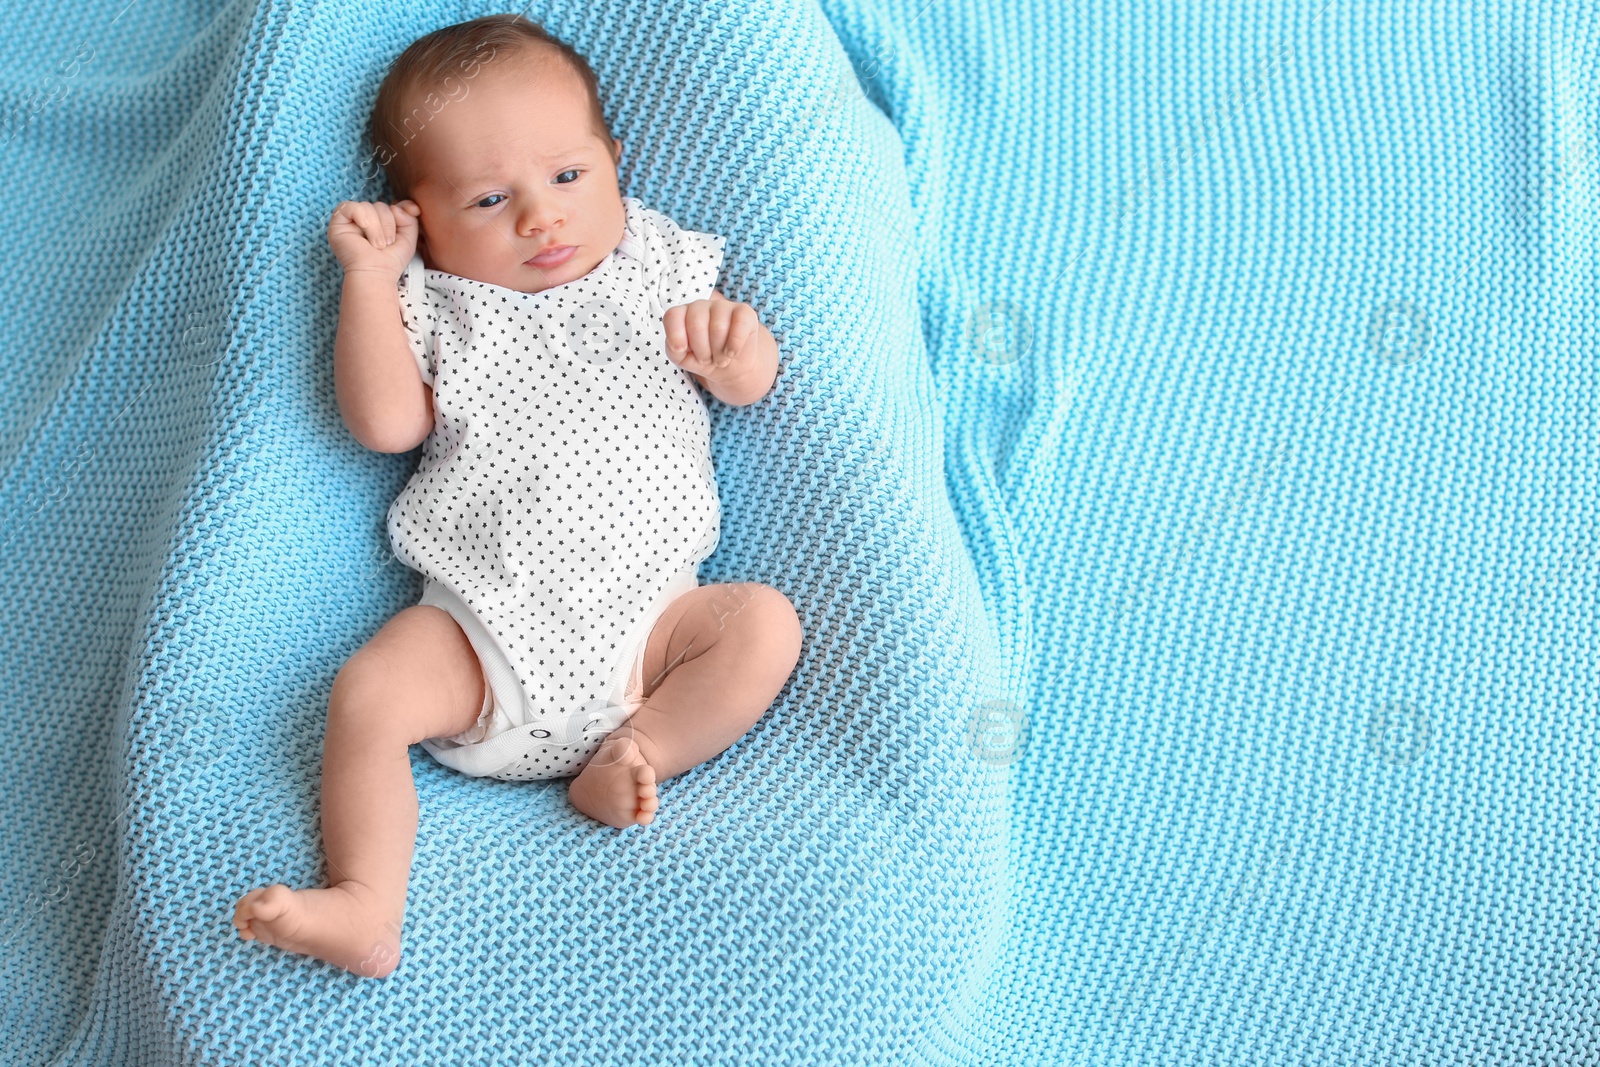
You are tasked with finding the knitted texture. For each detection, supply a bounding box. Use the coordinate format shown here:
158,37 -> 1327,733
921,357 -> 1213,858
1,1 -> 1596,1066
0,2 -> 1008,1064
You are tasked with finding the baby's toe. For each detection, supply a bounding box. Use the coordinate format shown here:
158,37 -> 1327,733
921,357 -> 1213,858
234,884 -> 291,933
635,772 -> 659,823
233,887 -> 266,923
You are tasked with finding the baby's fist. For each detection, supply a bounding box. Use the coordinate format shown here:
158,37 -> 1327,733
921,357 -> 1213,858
328,199 -> 421,278
661,291 -> 759,379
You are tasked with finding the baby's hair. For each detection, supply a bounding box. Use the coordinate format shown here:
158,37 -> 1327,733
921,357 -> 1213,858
368,13 -> 614,203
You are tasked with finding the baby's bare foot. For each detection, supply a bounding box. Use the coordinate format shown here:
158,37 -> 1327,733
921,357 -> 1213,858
232,881 -> 403,978
568,729 -> 661,828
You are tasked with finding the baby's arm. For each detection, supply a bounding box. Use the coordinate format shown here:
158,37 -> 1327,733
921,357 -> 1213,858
328,199 -> 432,453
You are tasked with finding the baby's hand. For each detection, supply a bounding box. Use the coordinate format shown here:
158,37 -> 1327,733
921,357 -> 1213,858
662,292 -> 761,380
327,199 -> 422,279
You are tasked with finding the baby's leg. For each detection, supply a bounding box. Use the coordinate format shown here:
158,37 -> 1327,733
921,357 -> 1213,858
232,605 -> 486,978
569,583 -> 802,828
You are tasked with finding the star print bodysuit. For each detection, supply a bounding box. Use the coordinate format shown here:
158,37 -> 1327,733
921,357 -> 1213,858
387,196 -> 727,782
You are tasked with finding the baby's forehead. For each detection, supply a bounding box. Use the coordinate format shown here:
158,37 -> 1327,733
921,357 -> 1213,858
411,93 -> 598,176
469,49 -> 591,109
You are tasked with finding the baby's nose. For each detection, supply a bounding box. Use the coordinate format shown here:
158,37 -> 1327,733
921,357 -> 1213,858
516,204 -> 562,235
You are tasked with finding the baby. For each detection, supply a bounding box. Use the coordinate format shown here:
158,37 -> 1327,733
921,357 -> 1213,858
233,15 -> 802,978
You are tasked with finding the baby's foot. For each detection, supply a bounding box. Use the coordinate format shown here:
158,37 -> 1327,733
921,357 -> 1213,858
568,729 -> 661,828
232,881 -> 403,978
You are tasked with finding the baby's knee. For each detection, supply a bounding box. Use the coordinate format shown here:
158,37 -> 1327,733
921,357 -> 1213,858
708,584 -> 801,662
328,651 -> 392,724
752,586 -> 803,667
327,647 -> 427,742
327,606 -> 481,745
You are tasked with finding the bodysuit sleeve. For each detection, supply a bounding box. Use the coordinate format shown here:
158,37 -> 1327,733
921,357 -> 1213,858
395,253 -> 439,388
640,207 -> 728,316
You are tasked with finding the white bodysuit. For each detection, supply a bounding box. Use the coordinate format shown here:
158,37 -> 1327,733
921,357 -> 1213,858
387,196 -> 727,782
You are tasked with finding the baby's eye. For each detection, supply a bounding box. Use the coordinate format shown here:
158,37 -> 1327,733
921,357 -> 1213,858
554,169 -> 580,184
475,194 -> 505,209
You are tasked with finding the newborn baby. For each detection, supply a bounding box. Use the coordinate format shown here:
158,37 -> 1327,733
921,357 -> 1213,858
233,15 -> 802,978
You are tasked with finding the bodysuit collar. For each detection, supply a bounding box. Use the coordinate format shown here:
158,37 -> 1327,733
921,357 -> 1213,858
612,196 -> 648,264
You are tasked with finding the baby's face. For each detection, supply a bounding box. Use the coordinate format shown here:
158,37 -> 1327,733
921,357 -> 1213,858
406,54 -> 625,294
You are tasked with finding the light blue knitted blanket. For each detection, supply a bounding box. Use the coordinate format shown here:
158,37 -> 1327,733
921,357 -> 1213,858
2,1 -> 1595,1064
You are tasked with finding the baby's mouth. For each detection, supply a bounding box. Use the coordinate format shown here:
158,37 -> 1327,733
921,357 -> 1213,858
527,244 -> 577,268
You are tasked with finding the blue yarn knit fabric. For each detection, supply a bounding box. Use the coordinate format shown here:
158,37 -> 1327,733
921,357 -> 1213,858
1,1 -> 1596,1064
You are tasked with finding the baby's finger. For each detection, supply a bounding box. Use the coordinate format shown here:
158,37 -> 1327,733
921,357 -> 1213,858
329,201 -> 364,237
661,306 -> 687,361
351,202 -> 382,247
721,308 -> 758,368
361,203 -> 388,248
701,309 -> 727,370
378,204 -> 397,248
685,300 -> 712,370
710,299 -> 750,369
